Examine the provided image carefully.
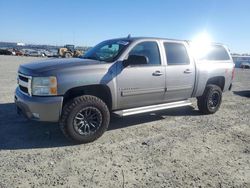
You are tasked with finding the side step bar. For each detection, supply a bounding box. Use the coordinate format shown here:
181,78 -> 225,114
113,100 -> 192,117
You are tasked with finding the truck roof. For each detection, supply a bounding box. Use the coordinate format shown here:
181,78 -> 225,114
111,36 -> 185,42
110,37 -> 224,46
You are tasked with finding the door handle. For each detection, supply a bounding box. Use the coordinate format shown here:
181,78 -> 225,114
152,71 -> 163,76
184,69 -> 192,74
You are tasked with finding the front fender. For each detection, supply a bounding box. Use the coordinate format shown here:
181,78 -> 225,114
56,63 -> 119,109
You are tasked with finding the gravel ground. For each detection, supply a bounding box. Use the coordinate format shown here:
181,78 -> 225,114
0,55 -> 249,188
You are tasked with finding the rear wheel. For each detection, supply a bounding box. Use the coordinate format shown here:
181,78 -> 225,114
197,84 -> 222,114
60,95 -> 110,143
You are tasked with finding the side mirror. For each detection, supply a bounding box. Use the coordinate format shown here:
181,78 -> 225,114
123,55 -> 148,67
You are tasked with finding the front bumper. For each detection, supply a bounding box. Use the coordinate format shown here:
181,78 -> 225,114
15,87 -> 63,122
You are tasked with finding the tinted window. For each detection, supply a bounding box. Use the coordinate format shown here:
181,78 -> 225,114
129,42 -> 161,65
203,45 -> 230,60
164,43 -> 190,65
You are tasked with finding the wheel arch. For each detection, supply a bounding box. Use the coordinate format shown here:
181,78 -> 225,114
63,84 -> 113,110
206,76 -> 225,91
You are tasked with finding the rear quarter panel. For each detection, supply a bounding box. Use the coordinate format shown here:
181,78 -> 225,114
193,59 -> 234,97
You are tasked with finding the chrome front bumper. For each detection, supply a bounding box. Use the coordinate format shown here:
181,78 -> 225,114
15,87 -> 63,122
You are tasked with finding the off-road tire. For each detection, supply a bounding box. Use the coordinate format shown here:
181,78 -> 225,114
197,84 -> 222,114
59,95 -> 110,143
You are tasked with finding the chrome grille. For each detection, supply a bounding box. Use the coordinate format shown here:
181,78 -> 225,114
18,73 -> 32,96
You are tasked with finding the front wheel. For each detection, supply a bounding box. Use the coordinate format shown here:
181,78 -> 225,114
64,52 -> 72,58
60,95 -> 110,143
197,84 -> 222,114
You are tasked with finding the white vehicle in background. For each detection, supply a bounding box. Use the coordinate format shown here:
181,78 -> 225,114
23,49 -> 44,57
240,62 -> 250,69
27,50 -> 41,57
40,49 -> 59,57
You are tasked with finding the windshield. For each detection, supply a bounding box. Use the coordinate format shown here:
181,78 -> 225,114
82,39 -> 130,62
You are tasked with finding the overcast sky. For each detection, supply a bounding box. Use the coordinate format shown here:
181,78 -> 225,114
0,0 -> 249,53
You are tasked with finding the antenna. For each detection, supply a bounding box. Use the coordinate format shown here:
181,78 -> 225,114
127,34 -> 131,39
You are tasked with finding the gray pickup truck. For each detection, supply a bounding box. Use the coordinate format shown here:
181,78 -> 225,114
15,37 -> 234,143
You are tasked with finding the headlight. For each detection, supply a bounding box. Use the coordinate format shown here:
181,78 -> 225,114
32,76 -> 57,96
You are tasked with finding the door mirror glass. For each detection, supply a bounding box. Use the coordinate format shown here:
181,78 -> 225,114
123,55 -> 148,67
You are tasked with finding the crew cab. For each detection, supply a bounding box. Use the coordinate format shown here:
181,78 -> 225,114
15,37 -> 235,143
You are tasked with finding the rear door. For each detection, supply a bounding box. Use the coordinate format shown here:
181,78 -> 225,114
163,41 -> 195,101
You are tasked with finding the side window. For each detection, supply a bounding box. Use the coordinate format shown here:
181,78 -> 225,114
129,42 -> 161,65
203,45 -> 230,60
164,42 -> 190,65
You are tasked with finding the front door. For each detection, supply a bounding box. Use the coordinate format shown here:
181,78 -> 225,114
117,41 -> 166,109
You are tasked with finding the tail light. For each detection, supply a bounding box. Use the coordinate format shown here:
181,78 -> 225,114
232,66 -> 235,80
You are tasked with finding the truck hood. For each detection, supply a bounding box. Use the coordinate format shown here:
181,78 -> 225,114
19,58 -> 102,75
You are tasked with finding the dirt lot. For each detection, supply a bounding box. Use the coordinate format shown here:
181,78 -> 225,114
0,55 -> 249,188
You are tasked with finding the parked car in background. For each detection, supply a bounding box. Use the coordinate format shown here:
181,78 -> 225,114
27,50 -> 41,57
39,50 -> 51,57
240,62 -> 250,69
39,49 -> 58,57
0,49 -> 12,55
23,49 -> 32,56
23,49 -> 41,57
232,55 -> 250,68
48,49 -> 59,57
13,49 -> 24,56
